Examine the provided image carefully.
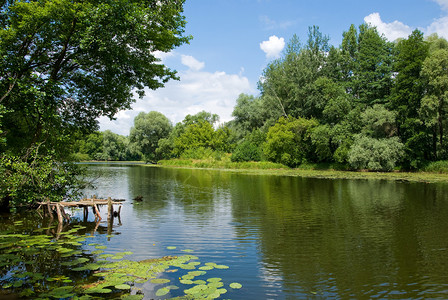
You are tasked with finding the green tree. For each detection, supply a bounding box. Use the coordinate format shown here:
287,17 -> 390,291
420,41 -> 448,159
0,0 -> 190,207
348,135 -> 404,171
390,29 -> 430,168
263,117 -> 318,167
129,111 -> 173,162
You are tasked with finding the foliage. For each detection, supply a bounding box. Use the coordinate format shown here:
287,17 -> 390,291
231,140 -> 262,162
0,0 -> 190,207
129,111 -> 172,162
0,147 -> 86,208
263,117 -> 318,167
348,135 -> 404,171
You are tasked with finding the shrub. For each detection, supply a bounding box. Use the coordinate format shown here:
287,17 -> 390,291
263,117 -> 318,167
231,141 -> 262,162
348,135 -> 404,171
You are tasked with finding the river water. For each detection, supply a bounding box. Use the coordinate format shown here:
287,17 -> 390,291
72,163 -> 448,299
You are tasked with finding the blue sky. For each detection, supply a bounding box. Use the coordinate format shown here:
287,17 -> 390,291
100,0 -> 448,135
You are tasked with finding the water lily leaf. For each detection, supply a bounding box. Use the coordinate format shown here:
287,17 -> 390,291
155,287 -> 170,296
215,264 -> 229,269
207,281 -> 224,288
115,284 -> 131,290
229,282 -> 242,289
217,288 -> 227,294
181,249 -> 194,252
207,278 -> 222,283
166,285 -> 179,290
111,255 -> 124,260
95,245 -> 107,250
193,280 -> 206,285
180,279 -> 194,285
99,254 -> 114,259
91,250 -> 104,255
166,246 -> 176,250
84,287 -> 112,294
151,278 -> 170,284
179,264 -> 196,270
188,271 -> 206,277
121,295 -> 144,300
199,266 -> 213,270
13,280 -> 23,287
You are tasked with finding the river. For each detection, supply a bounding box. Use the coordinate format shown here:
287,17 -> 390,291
73,163 -> 448,299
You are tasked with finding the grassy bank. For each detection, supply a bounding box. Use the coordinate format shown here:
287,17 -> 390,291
155,159 -> 448,183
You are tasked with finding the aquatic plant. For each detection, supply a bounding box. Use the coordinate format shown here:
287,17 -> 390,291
0,221 -> 244,299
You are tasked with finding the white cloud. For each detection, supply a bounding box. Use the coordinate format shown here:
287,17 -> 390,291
364,13 -> 412,41
99,55 -> 254,136
260,35 -> 285,59
365,1 -> 448,41
181,55 -> 205,71
154,51 -> 175,61
259,15 -> 295,30
433,0 -> 448,11
426,15 -> 448,38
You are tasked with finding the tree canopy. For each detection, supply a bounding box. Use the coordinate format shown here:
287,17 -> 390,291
0,0 -> 190,208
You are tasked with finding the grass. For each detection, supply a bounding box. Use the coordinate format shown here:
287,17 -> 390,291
153,158 -> 448,184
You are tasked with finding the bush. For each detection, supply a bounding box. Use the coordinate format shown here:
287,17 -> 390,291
348,135 -> 404,171
423,160 -> 448,173
231,141 -> 262,162
263,117 -> 318,167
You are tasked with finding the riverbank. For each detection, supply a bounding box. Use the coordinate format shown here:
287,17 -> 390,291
154,159 -> 448,183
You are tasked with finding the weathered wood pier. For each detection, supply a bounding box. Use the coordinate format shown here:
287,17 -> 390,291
37,197 -> 124,224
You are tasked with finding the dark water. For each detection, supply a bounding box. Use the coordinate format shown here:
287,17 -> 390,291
75,163 -> 448,299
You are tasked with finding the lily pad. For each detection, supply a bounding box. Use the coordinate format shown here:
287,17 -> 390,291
180,279 -> 194,285
155,287 -> 170,296
167,246 -> 177,250
229,282 -> 243,289
115,284 -> 131,290
199,266 -> 214,270
215,264 -> 229,269
84,287 -> 112,294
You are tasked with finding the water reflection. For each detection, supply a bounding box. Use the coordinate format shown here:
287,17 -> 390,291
80,164 -> 448,299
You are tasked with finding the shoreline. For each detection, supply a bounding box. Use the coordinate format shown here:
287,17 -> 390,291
151,160 -> 448,184
77,160 -> 448,183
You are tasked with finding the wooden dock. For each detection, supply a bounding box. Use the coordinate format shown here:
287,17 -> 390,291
37,197 -> 124,223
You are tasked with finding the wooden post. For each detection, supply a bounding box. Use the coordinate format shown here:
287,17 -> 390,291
47,201 -> 53,220
93,203 -> 102,221
56,203 -> 63,224
107,197 -> 113,221
60,205 -> 70,222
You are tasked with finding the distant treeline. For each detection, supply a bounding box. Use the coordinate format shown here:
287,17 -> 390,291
74,25 -> 448,171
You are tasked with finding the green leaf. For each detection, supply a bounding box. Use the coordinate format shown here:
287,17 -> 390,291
229,282 -> 242,289
115,284 -> 131,290
155,287 -> 170,296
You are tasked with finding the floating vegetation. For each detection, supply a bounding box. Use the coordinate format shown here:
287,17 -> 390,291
0,219 -> 243,299
229,282 -> 243,289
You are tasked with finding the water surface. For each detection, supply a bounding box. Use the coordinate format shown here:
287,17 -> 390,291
79,163 -> 448,299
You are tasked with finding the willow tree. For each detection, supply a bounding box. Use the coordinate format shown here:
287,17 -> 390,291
0,0 -> 191,208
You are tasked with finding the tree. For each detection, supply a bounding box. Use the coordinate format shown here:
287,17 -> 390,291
420,42 -> 448,159
348,135 -> 404,171
129,111 -> 172,162
390,29 -> 430,168
0,0 -> 190,207
341,24 -> 394,105
263,117 -> 318,167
